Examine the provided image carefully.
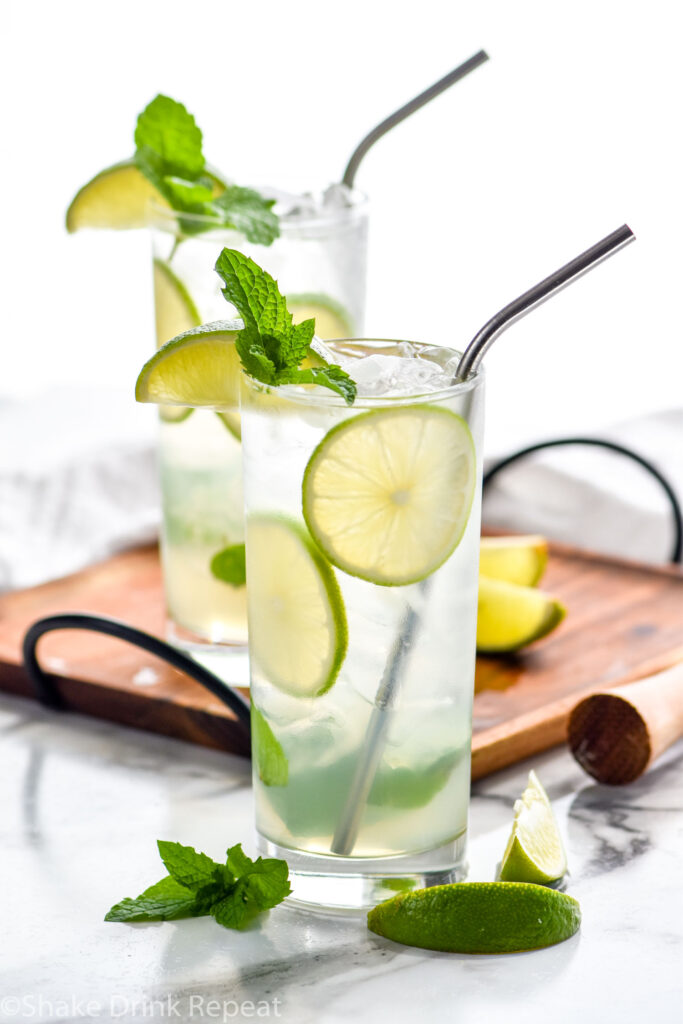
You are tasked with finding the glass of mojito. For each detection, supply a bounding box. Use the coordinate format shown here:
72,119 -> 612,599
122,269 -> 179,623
151,190 -> 368,682
241,339 -> 484,910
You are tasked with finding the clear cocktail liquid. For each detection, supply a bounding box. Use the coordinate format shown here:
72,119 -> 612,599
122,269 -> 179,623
242,341 -> 484,909
152,189 -> 368,679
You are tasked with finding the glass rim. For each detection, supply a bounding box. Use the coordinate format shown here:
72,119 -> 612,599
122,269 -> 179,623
148,185 -> 369,236
243,339 -> 484,409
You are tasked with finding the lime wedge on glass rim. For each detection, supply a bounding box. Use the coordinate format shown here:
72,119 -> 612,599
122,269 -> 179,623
246,516 -> 348,697
135,320 -> 243,409
65,158 -> 227,231
498,770 -> 568,884
302,406 -> 476,586
477,576 -> 565,653
367,881 -> 580,954
479,535 -> 548,587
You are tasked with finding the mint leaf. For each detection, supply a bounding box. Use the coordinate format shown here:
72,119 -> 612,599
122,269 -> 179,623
162,176 -> 214,207
105,875 -> 217,922
214,248 -> 356,405
157,840 -> 228,891
225,843 -> 254,876
252,707 -> 288,786
135,95 -> 204,186
215,248 -> 292,338
210,847 -> 292,929
133,94 -> 279,245
105,838 -> 290,930
212,187 -> 279,245
210,544 -> 246,587
278,364 -> 357,404
225,844 -> 291,909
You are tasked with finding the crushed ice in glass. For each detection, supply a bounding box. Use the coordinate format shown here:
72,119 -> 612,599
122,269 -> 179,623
310,337 -> 458,397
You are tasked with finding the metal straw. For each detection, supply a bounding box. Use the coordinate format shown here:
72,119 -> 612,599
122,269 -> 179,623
330,223 -> 636,857
455,224 -> 635,380
341,51 -> 490,189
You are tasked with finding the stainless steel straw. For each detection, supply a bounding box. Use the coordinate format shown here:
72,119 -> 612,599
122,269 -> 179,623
330,223 -> 636,856
341,51 -> 490,189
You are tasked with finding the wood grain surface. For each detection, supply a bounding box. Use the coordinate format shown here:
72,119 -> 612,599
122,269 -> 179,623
1,542 -> 682,777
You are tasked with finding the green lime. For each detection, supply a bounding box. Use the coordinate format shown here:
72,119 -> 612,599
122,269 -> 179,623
302,406 -> 476,586
246,516 -> 347,697
368,882 -> 580,954
477,576 -> 565,653
287,293 -> 354,340
66,159 -> 226,232
498,771 -> 568,884
135,320 -> 242,410
479,535 -> 548,587
66,160 -> 164,231
153,258 -> 203,424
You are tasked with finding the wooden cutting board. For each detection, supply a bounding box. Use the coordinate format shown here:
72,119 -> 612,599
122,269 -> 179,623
1,542 -> 682,777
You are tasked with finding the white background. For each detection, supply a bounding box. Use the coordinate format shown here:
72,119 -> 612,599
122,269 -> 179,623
4,0 -> 682,452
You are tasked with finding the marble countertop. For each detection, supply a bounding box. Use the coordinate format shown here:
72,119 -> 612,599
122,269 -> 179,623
1,694 -> 681,1023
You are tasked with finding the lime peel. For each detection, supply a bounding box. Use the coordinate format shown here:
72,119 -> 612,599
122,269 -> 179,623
367,881 -> 580,954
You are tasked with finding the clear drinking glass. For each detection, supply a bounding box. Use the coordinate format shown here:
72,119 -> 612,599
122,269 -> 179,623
241,340 -> 484,910
150,190 -> 369,683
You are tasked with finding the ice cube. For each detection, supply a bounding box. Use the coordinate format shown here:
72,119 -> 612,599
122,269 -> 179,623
349,354 -> 451,397
322,182 -> 356,209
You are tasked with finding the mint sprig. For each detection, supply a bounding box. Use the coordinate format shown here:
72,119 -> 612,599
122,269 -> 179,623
214,248 -> 357,405
134,95 -> 279,246
105,841 -> 290,929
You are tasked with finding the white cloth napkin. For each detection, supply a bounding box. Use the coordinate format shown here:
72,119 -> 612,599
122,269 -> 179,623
0,390 -> 159,592
482,408 -> 683,565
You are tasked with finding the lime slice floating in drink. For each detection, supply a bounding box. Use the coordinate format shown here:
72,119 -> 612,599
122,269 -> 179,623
479,535 -> 548,587
477,577 -> 565,653
498,770 -> 568,884
302,406 -> 476,586
288,293 -> 354,340
367,881 -> 581,953
246,516 -> 347,697
66,159 -> 227,231
135,320 -> 243,409
153,258 -> 202,424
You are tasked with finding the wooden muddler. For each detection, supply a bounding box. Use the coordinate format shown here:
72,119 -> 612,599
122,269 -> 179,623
567,661 -> 683,784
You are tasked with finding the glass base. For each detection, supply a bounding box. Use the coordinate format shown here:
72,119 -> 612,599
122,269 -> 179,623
166,621 -> 251,688
257,833 -> 467,913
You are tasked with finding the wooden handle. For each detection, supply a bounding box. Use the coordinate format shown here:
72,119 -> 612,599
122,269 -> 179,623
470,645 -> 683,781
567,661 -> 683,784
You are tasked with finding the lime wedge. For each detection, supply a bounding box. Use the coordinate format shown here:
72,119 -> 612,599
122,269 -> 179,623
135,320 -> 242,409
153,258 -> 203,423
477,576 -> 565,653
367,882 -> 580,953
479,535 -> 548,587
288,293 -> 354,340
246,516 -> 347,697
302,406 -> 476,586
66,158 -> 227,232
499,771 -> 568,884
66,160 -> 164,232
